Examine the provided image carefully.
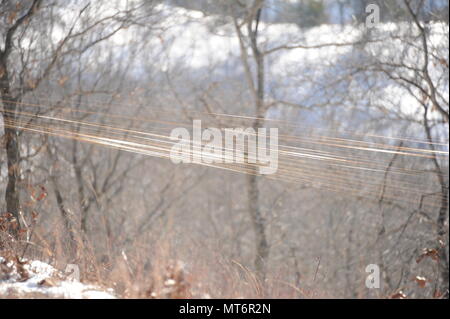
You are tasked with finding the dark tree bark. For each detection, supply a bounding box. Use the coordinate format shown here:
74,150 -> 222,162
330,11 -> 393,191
0,61 -> 20,230
424,107 -> 449,297
0,0 -> 42,236
246,3 -> 270,281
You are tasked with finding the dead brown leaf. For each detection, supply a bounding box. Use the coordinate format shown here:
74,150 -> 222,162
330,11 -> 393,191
390,290 -> 407,299
414,276 -> 427,288
416,248 -> 439,263
58,76 -> 69,87
38,278 -> 60,287
7,11 -> 17,24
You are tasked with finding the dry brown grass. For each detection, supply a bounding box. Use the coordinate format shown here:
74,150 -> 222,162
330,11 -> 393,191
1,213 -> 331,299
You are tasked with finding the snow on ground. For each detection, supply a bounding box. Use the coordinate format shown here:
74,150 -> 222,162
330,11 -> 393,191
0,256 -> 115,299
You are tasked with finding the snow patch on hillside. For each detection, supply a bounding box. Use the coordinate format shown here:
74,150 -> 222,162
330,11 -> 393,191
0,256 -> 115,299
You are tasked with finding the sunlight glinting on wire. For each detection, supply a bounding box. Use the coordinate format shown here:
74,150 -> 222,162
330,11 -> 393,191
19,94 -> 450,147
4,111 -> 447,209
5,109 -> 448,194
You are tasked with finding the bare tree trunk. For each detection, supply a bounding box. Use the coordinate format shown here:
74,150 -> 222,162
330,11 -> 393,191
437,182 -> 449,297
0,63 -> 21,236
1,0 -> 42,237
247,170 -> 269,280
72,139 -> 89,234
424,107 -> 449,297
3,120 -> 21,231
247,4 -> 269,281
